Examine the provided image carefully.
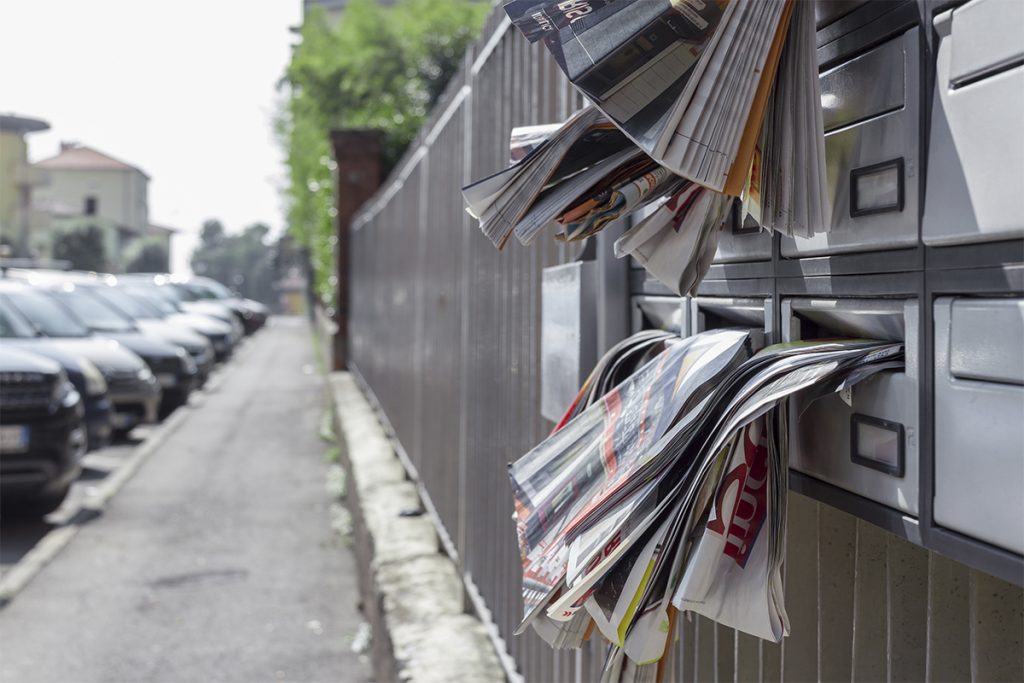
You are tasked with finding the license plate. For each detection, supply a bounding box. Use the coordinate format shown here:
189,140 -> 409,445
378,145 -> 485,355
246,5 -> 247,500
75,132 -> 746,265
157,373 -> 177,388
0,425 -> 30,453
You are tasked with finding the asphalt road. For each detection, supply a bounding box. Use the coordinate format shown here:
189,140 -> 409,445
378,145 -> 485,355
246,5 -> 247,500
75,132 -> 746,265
0,317 -> 372,683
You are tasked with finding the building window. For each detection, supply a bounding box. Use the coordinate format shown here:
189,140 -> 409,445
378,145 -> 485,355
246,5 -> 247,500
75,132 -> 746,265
84,196 -> 98,215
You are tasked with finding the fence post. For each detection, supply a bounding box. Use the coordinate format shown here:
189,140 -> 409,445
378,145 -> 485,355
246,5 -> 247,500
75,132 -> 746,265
330,129 -> 383,371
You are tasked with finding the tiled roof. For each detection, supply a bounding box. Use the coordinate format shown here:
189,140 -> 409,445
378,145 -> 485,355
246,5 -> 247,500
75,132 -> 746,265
34,145 -> 148,178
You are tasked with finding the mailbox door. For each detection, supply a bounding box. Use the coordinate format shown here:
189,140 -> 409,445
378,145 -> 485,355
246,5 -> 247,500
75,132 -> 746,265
782,28 -> 921,257
690,297 -> 773,350
714,201 -> 773,264
541,262 -> 596,422
923,1 -> 1024,246
933,297 -> 1024,554
630,295 -> 688,335
784,298 -> 919,515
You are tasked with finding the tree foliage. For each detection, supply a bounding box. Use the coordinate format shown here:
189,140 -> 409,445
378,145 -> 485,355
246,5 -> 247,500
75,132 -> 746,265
52,225 -> 107,272
126,241 -> 170,273
276,0 -> 488,309
190,220 -> 277,306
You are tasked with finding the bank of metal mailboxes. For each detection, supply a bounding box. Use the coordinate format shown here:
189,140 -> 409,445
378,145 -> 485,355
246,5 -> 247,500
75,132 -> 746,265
630,296 -> 688,335
923,0 -> 1024,246
933,297 -> 1024,555
690,297 -> 773,351
782,26 -> 921,257
783,298 -> 919,515
540,262 -> 596,422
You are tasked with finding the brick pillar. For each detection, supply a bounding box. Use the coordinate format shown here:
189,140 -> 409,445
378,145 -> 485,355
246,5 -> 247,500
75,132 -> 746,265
330,129 -> 383,371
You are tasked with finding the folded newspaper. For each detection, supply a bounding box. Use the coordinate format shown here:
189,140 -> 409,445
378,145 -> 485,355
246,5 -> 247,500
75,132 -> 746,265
509,329 -> 903,680
463,0 -> 830,295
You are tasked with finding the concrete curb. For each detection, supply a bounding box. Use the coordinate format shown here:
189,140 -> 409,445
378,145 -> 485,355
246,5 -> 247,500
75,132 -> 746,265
327,372 -> 505,683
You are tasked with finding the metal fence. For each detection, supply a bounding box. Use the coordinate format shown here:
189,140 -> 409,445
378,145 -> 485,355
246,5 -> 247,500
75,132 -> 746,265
345,6 -> 1023,682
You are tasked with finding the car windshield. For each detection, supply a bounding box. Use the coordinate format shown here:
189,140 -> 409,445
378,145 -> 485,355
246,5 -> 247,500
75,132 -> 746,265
49,289 -> 135,332
120,286 -> 178,315
0,297 -> 37,338
166,283 -> 198,302
3,290 -> 91,338
188,279 -> 233,300
92,286 -> 158,319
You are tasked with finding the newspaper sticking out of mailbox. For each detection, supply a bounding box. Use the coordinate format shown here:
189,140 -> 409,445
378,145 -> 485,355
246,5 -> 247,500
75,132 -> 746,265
462,0 -> 829,295
508,330 -> 903,680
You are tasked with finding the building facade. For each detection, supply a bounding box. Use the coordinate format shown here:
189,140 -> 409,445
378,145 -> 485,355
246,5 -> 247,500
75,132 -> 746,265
32,143 -> 154,271
0,114 -> 50,258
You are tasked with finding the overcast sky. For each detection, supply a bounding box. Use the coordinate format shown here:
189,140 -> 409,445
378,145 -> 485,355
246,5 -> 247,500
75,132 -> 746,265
0,0 -> 304,273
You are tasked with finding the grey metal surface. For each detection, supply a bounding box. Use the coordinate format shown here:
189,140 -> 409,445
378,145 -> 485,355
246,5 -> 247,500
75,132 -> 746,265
784,298 -> 920,515
690,296 -> 773,349
782,28 -> 921,257
630,295 -> 687,335
540,262 -> 597,422
923,6 -> 1024,246
933,296 -> 1024,555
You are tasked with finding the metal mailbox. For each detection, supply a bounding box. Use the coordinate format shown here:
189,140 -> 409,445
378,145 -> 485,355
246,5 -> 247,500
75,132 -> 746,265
815,1 -> 869,30
933,296 -> 1024,555
783,298 -> 919,515
690,296 -> 773,350
630,295 -> 688,335
781,27 -> 921,257
713,200 -> 773,264
923,1 -> 1024,246
540,262 -> 597,422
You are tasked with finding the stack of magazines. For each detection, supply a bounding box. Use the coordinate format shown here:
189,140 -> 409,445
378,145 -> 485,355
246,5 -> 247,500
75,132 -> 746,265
463,0 -> 829,295
509,330 -> 903,681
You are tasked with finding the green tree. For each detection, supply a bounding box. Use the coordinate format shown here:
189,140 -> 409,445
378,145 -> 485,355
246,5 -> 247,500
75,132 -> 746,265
126,242 -> 170,273
52,225 -> 107,272
276,0 -> 487,309
191,220 -> 277,305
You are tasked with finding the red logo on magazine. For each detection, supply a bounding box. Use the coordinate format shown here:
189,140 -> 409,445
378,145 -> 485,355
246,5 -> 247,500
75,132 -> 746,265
706,421 -> 768,567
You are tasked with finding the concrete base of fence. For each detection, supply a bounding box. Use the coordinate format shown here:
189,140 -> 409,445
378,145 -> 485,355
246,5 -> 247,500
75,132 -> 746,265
327,371 -> 504,683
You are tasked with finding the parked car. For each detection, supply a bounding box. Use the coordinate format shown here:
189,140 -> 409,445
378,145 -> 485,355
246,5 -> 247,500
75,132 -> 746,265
104,281 -> 238,361
4,269 -> 216,385
0,297 -> 112,449
172,275 -> 269,334
39,283 -> 199,413
0,346 -> 86,515
0,282 -> 160,436
118,274 -> 245,342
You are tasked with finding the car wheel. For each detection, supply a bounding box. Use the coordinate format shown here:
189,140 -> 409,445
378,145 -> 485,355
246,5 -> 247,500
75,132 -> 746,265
6,486 -> 72,518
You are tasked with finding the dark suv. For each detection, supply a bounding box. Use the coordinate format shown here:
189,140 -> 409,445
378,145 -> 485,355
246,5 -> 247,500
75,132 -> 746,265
0,295 -> 113,449
0,347 -> 86,515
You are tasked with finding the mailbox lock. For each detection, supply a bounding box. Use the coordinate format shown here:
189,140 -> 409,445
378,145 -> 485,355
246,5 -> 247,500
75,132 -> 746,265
850,413 -> 905,477
850,158 -> 905,217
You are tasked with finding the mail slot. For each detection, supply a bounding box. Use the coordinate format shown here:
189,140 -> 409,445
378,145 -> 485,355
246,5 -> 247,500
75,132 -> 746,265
933,297 -> 1024,555
923,1 -> 1024,246
541,262 -> 597,422
783,298 -> 919,515
631,295 -> 688,335
781,28 -> 921,257
690,297 -> 773,351
713,198 -> 773,264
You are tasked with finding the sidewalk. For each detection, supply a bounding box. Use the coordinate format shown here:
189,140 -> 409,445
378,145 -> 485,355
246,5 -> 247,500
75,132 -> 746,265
0,318 -> 372,683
